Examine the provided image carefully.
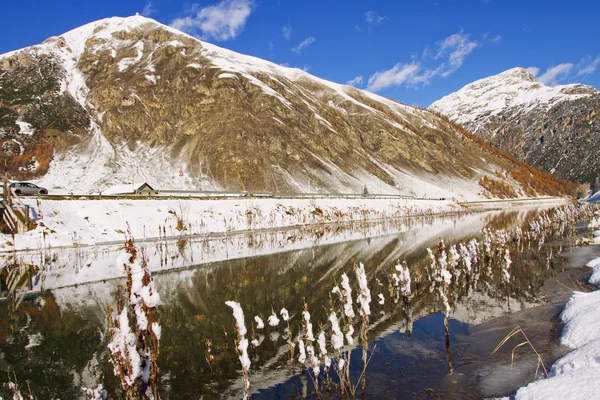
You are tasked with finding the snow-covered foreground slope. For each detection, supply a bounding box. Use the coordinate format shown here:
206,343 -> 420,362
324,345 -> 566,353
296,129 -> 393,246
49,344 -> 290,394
514,217 -> 600,399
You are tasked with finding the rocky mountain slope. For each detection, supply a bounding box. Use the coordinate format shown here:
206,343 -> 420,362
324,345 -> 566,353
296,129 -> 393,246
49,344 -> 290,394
430,68 -> 600,184
0,16 -> 574,198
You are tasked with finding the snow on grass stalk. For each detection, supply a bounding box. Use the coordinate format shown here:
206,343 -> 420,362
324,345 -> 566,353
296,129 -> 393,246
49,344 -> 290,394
345,325 -> 355,345
394,261 -> 411,297
267,311 -> 280,327
302,310 -> 315,341
307,344 -> 320,376
298,338 -> 306,364
329,311 -> 344,350
318,331 -> 331,368
355,263 -> 371,317
107,231 -> 161,398
503,248 -> 512,283
225,300 -> 251,398
107,308 -> 142,387
339,274 -> 355,319
254,316 -> 264,329
449,244 -> 461,279
459,243 -> 472,275
279,307 -> 294,362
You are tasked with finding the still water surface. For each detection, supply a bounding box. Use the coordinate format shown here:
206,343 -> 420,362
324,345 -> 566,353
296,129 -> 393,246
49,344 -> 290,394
0,207 -> 586,399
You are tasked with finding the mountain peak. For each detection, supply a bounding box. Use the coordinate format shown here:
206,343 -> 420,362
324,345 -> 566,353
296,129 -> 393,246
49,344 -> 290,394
497,67 -> 538,83
429,67 -> 600,183
430,67 -> 597,125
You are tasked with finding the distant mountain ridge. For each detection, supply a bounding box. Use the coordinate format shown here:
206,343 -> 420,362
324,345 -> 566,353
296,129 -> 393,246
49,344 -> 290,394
430,67 -> 600,184
0,17 -> 574,198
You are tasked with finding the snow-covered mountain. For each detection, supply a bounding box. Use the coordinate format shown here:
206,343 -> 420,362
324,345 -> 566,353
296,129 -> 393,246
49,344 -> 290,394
0,17 -> 573,198
430,67 -> 600,183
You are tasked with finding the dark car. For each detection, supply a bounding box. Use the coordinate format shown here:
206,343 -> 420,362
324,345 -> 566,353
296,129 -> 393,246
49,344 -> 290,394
9,182 -> 48,195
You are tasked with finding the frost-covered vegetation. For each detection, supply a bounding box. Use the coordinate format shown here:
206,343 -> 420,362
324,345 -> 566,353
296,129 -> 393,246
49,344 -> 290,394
222,204 -> 593,397
106,233 -> 161,399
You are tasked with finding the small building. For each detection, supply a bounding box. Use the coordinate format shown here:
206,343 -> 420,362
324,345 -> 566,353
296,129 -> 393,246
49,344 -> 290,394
135,183 -> 158,196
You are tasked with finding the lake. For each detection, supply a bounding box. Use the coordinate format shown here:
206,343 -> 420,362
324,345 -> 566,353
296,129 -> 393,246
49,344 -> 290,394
0,205 -> 592,399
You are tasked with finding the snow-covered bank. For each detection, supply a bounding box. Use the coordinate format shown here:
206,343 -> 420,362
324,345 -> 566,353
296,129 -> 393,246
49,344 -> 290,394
2,197 -> 461,251
1,196 -> 570,252
10,209 -> 537,293
514,217 -> 600,400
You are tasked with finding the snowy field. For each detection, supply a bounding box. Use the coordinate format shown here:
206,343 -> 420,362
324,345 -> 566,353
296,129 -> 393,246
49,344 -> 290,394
514,213 -> 600,399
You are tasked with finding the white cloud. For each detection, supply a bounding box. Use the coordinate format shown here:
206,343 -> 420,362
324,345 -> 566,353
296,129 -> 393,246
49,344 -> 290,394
366,63 -> 420,92
282,25 -> 292,40
537,63 -> 574,85
346,76 -> 363,87
291,36 -> 316,54
171,0 -> 254,41
141,2 -> 156,17
526,66 -> 540,77
436,32 -> 478,76
365,10 -> 386,25
365,30 -> 480,92
577,56 -> 600,76
483,31 -> 502,43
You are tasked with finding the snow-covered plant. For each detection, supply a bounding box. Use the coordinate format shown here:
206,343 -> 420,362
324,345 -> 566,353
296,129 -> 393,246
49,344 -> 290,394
339,273 -> 355,319
254,316 -> 264,330
392,261 -> 412,298
107,233 -> 161,400
329,311 -> 344,350
6,377 -> 35,400
317,330 -> 331,378
355,263 -> 371,318
300,305 -> 319,380
280,308 -> 290,322
502,248 -> 512,284
267,311 -> 280,327
280,307 -> 294,362
225,301 -> 251,398
298,338 -> 306,364
458,243 -> 472,276
483,229 -> 493,259
81,384 -> 107,400
437,250 -> 451,285
429,246 -> 452,288
302,310 -> 315,342
448,245 -> 461,279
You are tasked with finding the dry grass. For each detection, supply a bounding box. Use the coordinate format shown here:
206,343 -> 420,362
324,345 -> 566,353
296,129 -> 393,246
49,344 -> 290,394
491,325 -> 548,378
0,142 -> 53,180
479,176 -> 518,198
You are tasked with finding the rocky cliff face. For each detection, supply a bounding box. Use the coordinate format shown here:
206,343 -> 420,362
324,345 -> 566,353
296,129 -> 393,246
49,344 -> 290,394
430,68 -> 600,184
0,17 -> 574,198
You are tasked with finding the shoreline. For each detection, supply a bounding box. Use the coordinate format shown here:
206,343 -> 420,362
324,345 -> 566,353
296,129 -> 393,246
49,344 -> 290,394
0,196 -> 569,253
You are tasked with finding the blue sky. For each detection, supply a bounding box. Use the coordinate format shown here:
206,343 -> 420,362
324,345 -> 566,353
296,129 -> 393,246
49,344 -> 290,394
1,0 -> 599,106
